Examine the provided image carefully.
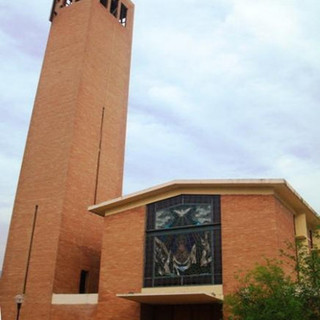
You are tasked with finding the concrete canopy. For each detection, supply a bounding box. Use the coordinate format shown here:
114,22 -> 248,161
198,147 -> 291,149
116,292 -> 222,305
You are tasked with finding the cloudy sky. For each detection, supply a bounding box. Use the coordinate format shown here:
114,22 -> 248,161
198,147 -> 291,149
1,0 -> 320,268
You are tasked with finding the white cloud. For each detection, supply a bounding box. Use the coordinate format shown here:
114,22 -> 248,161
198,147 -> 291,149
126,0 -> 320,210
228,0 -> 300,47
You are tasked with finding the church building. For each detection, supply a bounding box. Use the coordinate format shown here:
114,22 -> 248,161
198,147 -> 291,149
0,0 -> 319,319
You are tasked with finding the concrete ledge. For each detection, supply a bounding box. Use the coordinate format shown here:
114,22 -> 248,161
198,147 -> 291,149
117,292 -> 222,305
141,284 -> 223,300
52,294 -> 98,305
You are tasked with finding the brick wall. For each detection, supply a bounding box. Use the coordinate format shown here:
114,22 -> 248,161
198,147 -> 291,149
93,193 -> 296,319
221,194 -> 296,295
95,206 -> 145,320
0,0 -> 134,319
50,305 -> 97,320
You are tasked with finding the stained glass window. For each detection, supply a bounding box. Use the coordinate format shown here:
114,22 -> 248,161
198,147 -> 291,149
155,204 -> 212,229
144,195 -> 222,287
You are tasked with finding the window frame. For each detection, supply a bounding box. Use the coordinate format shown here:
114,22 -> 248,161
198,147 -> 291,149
144,195 -> 222,288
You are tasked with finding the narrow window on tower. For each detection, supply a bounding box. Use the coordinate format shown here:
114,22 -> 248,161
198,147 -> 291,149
119,3 -> 128,27
110,0 -> 119,17
100,0 -> 108,8
79,270 -> 89,293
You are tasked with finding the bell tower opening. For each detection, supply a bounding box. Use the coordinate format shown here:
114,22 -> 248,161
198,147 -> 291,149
100,0 -> 108,8
119,3 -> 128,26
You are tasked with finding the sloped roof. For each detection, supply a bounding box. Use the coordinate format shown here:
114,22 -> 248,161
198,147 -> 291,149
88,179 -> 319,225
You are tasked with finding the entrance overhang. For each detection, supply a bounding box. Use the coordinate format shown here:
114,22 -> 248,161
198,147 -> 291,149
117,292 -> 222,305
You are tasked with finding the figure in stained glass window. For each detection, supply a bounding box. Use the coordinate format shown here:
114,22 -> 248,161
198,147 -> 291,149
154,231 -> 212,277
144,195 -> 222,287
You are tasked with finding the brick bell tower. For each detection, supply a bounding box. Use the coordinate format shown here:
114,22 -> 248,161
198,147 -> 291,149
0,0 -> 134,319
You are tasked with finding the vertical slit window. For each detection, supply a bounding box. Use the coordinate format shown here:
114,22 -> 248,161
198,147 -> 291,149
119,3 -> 128,27
110,0 -> 119,17
100,0 -> 108,8
79,270 -> 89,293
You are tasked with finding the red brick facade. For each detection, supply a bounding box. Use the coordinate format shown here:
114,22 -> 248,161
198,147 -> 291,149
221,195 -> 295,294
95,207 -> 145,320
0,1 -> 318,320
50,305 -> 97,320
0,0 -> 134,319
89,192 -> 297,319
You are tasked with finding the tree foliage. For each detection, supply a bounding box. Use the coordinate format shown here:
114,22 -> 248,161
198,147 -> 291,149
295,241 -> 320,320
226,234 -> 320,320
